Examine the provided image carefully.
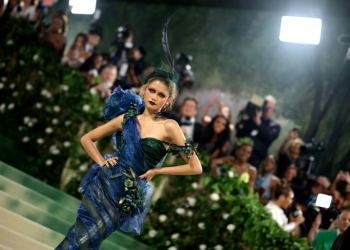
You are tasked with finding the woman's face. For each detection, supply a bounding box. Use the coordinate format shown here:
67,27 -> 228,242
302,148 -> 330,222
143,80 -> 170,113
236,145 -> 252,163
284,168 -> 297,182
213,117 -> 227,134
52,17 -> 63,32
262,155 -> 276,173
289,139 -> 301,155
93,55 -> 103,70
75,36 -> 84,49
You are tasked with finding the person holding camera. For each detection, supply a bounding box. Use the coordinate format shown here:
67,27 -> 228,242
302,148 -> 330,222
178,97 -> 204,142
235,95 -> 281,168
276,129 -> 304,177
308,210 -> 350,250
265,186 -> 305,233
85,25 -> 103,53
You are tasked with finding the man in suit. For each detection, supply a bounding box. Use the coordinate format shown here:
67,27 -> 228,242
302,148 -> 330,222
178,97 -> 204,142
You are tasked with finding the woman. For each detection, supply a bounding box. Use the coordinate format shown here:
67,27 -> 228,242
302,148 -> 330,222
198,115 -> 231,159
79,53 -> 104,88
11,0 -> 36,21
280,165 -> 298,187
330,171 -> 350,210
62,32 -> 91,69
276,129 -> 304,177
55,10 -> 202,249
210,137 -> 257,188
255,154 -> 280,204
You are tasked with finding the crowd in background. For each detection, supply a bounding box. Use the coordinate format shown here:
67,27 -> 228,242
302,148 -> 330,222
2,2 -> 350,249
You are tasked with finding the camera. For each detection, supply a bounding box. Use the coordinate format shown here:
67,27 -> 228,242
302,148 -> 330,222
240,94 -> 266,120
300,138 -> 324,155
114,25 -> 131,46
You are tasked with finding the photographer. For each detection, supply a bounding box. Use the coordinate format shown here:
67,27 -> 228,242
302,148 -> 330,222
127,46 -> 146,87
178,97 -> 204,142
276,129 -> 304,177
308,210 -> 350,250
265,186 -> 305,233
89,64 -> 117,102
85,24 -> 103,53
235,95 -> 281,168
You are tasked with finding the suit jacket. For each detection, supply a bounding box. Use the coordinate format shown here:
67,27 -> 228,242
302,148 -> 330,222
331,227 -> 350,250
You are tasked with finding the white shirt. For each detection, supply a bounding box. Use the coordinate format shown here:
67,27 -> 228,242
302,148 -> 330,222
12,5 -> 36,21
85,43 -> 93,53
265,201 -> 296,233
184,117 -> 195,139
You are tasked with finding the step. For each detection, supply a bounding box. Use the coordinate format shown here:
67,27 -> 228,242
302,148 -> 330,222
0,224 -> 52,250
0,207 -> 64,247
0,161 -> 80,210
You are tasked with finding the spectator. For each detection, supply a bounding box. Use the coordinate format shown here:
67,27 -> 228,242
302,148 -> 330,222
90,64 -> 118,102
276,129 -> 304,177
265,186 -> 305,233
235,95 -> 281,168
85,24 -> 103,53
79,53 -> 103,88
3,0 -> 19,16
178,97 -> 204,142
32,2 -> 47,23
62,32 -> 91,69
281,165 -> 298,187
38,12 -> 67,55
330,171 -> 350,210
308,210 -> 350,250
12,0 -> 35,21
198,115 -> 230,159
330,221 -> 350,250
210,137 -> 256,188
201,93 -> 233,130
255,154 -> 280,204
127,46 -> 146,87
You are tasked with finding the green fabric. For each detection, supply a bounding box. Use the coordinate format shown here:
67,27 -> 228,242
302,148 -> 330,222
312,229 -> 338,250
140,138 -> 167,168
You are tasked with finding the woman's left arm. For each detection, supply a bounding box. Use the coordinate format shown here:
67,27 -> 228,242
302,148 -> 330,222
139,120 -> 202,182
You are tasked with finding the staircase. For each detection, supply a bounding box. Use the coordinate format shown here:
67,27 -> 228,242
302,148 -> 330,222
0,160 -> 151,250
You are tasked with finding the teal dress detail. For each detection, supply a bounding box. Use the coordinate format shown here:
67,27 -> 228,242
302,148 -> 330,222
56,87 -> 198,250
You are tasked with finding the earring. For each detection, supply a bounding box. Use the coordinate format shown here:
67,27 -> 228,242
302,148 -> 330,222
155,103 -> 168,118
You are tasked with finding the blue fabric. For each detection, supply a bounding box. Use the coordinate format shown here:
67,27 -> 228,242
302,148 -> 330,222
56,87 -> 164,250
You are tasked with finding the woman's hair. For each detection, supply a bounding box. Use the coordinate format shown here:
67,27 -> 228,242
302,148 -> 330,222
139,77 -> 178,111
79,53 -> 102,72
198,115 -> 231,155
70,32 -> 88,50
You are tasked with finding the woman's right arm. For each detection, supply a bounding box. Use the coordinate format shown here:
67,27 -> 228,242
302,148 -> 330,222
80,114 -> 124,166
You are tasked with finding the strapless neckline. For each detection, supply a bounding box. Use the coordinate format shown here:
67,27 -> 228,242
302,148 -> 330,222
139,137 -> 170,151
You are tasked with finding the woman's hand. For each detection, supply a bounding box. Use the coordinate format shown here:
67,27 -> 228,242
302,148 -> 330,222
101,157 -> 119,168
139,169 -> 156,183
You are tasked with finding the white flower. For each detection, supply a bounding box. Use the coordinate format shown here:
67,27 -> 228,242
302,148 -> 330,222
41,89 -> 48,96
79,164 -> 88,172
45,127 -> 53,134
0,103 -> 5,112
187,210 -> 193,217
36,103 -> 43,109
222,213 -> 230,220
38,71 -> 43,75
82,104 -> 90,112
8,103 -> 15,109
27,122 -> 33,127
52,149 -> 60,155
65,120 -> 72,126
49,145 -> 57,153
168,247 -> 177,250
45,159 -> 53,166
6,39 -> 13,45
1,77 -> 6,82
226,224 -> 236,233
187,197 -> 197,207
171,233 -> 179,239
63,141 -> 71,147
53,106 -> 61,112
214,245 -> 223,250
22,136 -> 30,143
158,214 -> 167,223
210,193 -> 220,201
191,182 -> 198,189
23,116 -> 30,124
228,170 -> 234,178
52,118 -> 59,124
165,240 -> 171,246
31,118 -> 38,123
148,229 -> 157,238
0,83 -> 3,89
33,54 -> 39,61
19,60 -> 24,65
18,126 -> 22,131
0,62 -> 5,68
175,208 -> 185,215
199,244 -> 207,250
12,91 -> 18,97
60,85 -> 69,91
36,138 -> 44,144
26,83 -> 33,90
9,83 -> 15,89
198,222 -> 205,230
